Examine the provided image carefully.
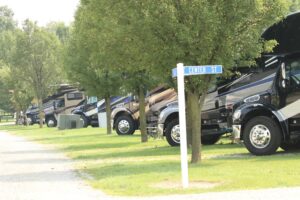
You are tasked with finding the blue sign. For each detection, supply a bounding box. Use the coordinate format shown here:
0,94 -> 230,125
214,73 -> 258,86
172,65 -> 223,78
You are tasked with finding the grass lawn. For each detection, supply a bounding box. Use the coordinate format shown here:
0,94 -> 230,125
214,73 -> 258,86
1,125 -> 300,196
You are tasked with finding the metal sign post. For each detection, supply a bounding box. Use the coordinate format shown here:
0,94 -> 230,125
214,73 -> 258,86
173,64 -> 223,189
176,63 -> 189,188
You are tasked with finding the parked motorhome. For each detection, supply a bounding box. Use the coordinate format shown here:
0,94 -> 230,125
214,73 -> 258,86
26,85 -> 85,127
153,77 -> 237,146
71,96 -> 132,127
232,52 -> 300,155
111,86 -> 176,135
231,12 -> 300,155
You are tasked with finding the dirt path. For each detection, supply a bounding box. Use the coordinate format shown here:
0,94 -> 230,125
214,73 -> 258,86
0,130 -> 299,200
0,131 -> 110,200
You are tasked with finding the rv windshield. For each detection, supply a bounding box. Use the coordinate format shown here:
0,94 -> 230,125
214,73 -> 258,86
87,96 -> 98,104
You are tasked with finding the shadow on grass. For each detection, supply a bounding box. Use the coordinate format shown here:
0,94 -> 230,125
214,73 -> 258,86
72,143 -> 246,161
209,150 -> 300,161
75,146 -> 180,160
86,162 -> 178,179
85,160 -> 216,180
63,141 -> 138,151
254,150 -> 300,161
33,133 -> 104,142
203,143 -> 244,151
34,133 -> 140,142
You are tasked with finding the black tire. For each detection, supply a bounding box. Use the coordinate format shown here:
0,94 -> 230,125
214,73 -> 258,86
281,140 -> 300,151
165,119 -> 180,146
243,116 -> 281,155
115,115 -> 135,135
46,116 -> 57,128
79,114 -> 89,128
202,135 -> 221,145
91,123 -> 99,128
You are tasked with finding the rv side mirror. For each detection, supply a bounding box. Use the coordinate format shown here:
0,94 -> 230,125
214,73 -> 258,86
280,62 -> 287,89
281,80 -> 286,88
281,62 -> 286,80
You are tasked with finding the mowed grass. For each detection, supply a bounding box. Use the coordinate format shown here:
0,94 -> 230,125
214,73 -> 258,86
1,125 -> 300,196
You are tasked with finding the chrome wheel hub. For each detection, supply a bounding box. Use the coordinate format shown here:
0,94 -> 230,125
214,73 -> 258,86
249,124 -> 271,149
171,124 -> 180,144
48,120 -> 55,127
118,120 -> 130,134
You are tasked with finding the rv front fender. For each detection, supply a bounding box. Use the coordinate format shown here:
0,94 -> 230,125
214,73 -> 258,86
233,103 -> 289,140
111,107 -> 135,121
158,106 -> 178,124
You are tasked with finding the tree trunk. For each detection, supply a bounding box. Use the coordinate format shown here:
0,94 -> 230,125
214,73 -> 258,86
105,96 -> 112,134
23,110 -> 29,126
38,98 -> 43,128
139,87 -> 148,143
188,90 -> 202,163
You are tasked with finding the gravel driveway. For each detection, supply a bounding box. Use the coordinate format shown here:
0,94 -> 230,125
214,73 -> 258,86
0,130 -> 299,200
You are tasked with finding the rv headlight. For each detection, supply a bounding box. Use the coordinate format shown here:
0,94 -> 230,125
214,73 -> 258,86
244,95 -> 260,103
233,110 -> 241,121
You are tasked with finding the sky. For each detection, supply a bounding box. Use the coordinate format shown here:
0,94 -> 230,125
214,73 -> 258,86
0,0 -> 80,26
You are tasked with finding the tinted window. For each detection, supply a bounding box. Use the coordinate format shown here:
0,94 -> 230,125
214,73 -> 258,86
67,92 -> 83,100
286,59 -> 300,87
87,96 -> 98,104
56,99 -> 65,108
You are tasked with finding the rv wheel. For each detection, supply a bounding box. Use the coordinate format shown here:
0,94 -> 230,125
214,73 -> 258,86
46,116 -> 57,128
165,119 -> 180,146
243,116 -> 281,155
115,115 -> 135,135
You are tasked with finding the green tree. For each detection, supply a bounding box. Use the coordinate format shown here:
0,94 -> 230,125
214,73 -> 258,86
46,22 -> 70,44
0,67 -> 13,112
0,6 -> 20,116
11,20 -> 62,128
0,6 -> 16,32
289,0 -> 300,12
0,65 -> 33,124
65,3 -> 122,134
75,0 -> 162,142
0,6 -> 16,64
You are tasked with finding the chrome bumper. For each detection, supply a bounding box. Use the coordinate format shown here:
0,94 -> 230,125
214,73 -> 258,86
232,125 -> 241,140
147,127 -> 157,136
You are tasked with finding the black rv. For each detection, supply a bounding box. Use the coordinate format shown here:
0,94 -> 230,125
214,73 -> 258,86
232,12 -> 300,155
